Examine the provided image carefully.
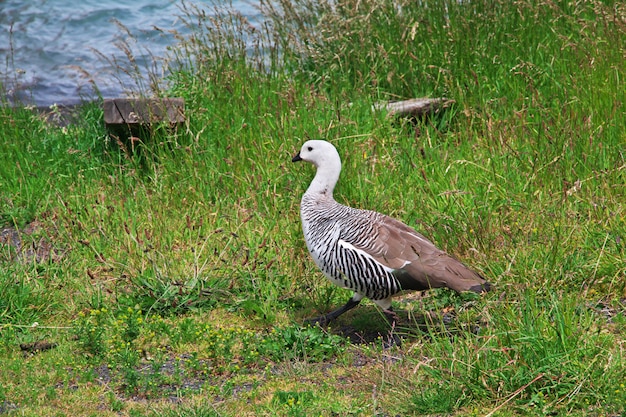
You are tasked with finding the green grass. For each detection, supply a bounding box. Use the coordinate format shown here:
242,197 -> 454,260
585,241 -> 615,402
1,0 -> 625,415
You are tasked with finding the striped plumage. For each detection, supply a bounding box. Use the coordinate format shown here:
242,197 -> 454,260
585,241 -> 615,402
292,140 -> 491,332
300,194 -> 402,302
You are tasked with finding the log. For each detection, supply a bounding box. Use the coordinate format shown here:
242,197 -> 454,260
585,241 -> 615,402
372,97 -> 454,118
20,340 -> 58,353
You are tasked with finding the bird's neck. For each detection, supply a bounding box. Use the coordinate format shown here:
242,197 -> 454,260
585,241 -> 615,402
305,164 -> 341,198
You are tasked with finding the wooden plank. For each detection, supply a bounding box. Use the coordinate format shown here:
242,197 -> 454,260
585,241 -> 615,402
103,98 -> 185,126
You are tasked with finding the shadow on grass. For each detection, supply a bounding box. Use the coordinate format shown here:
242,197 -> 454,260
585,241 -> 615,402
316,304 -> 485,346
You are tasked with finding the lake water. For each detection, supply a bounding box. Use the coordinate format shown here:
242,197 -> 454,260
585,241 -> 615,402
0,0 -> 259,106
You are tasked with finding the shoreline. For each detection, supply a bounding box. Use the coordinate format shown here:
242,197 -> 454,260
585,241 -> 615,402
2,101 -> 96,127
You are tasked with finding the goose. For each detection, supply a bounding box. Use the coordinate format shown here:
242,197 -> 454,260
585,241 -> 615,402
292,139 -> 490,338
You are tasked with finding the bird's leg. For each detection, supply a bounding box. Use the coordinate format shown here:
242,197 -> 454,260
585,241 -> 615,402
305,296 -> 361,326
383,307 -> 402,348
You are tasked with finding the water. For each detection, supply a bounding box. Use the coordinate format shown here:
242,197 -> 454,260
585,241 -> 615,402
0,0 -> 258,106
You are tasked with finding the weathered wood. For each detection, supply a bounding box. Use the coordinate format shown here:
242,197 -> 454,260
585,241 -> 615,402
104,98 -> 185,149
372,97 -> 454,118
20,340 -> 58,353
103,98 -> 185,126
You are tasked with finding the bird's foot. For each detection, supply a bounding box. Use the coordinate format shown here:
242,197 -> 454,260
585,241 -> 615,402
304,297 -> 362,327
304,314 -> 333,327
383,308 -> 400,324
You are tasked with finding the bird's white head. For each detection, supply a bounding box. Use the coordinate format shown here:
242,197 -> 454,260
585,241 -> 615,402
292,140 -> 342,196
292,140 -> 340,167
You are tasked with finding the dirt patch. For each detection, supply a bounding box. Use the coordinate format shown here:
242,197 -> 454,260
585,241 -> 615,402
0,400 -> 18,414
0,219 -> 66,263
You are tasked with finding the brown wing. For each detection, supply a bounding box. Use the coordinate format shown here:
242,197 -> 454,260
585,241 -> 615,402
355,213 -> 490,293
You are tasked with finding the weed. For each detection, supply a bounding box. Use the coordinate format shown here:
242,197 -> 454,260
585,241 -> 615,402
75,307 -> 110,357
272,390 -> 315,417
259,325 -> 347,362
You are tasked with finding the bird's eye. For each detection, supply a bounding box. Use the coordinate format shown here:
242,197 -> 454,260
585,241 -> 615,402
307,146 -> 313,151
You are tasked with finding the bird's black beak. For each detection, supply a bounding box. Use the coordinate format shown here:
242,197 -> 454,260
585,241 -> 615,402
292,152 -> 302,162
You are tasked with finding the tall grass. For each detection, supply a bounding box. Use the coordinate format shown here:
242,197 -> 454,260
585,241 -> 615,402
0,0 -> 624,415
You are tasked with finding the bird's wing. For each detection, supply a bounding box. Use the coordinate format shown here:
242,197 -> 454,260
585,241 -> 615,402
347,212 -> 490,293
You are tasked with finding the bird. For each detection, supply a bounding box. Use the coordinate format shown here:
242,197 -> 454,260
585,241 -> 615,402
291,139 -> 491,340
